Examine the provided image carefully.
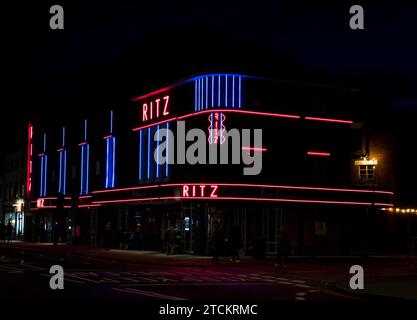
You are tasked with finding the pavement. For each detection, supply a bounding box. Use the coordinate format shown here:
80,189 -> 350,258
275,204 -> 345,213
1,240 -> 417,301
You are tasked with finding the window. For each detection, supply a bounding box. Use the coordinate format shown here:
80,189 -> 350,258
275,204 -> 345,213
359,165 -> 375,181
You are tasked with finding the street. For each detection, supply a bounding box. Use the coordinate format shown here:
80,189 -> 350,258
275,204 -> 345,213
0,243 -> 349,301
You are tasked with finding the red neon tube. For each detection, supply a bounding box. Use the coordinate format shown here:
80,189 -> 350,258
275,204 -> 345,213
91,182 -> 393,195
92,195 -> 392,207
131,85 -> 175,101
305,116 -> 353,124
132,109 -> 301,131
242,147 -> 268,152
307,151 -> 331,157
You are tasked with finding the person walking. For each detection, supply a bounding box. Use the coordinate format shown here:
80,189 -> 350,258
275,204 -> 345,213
166,225 -> 177,255
275,231 -> 291,273
212,224 -> 224,264
6,220 -> 13,242
230,226 -> 242,263
103,222 -> 112,250
53,221 -> 61,247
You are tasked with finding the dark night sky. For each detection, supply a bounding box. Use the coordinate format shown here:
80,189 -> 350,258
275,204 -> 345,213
1,1 -> 417,153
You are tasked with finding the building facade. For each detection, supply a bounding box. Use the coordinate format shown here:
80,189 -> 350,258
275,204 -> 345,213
26,73 -> 396,255
1,148 -> 27,240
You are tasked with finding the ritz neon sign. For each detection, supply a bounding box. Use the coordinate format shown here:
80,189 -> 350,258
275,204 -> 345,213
37,199 -> 45,208
182,185 -> 218,198
142,95 -> 170,122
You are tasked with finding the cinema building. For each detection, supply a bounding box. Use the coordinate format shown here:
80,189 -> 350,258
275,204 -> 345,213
26,73 -> 394,255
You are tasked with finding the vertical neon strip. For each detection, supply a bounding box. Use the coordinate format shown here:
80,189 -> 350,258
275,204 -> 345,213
43,134 -> 46,152
156,125 -> 160,179
147,127 -> 150,180
211,113 -> 214,144
194,80 -> 197,111
205,77 -> 208,109
86,144 -> 89,194
40,157 -> 44,197
110,110 -> 114,134
84,119 -> 87,141
63,150 -> 67,195
105,138 -> 109,188
218,75 -> 221,107
44,155 -> 48,196
239,76 -> 242,108
139,130 -> 142,181
232,76 -> 235,107
62,127 -> 65,147
211,76 -> 214,108
197,79 -> 200,111
112,137 -> 115,187
59,152 -> 62,193
81,145 -> 84,194
225,75 -> 228,107
200,78 -> 203,110
166,122 -> 169,177
26,123 -> 32,195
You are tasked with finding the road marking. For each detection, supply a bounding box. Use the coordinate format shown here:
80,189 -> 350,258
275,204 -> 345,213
40,273 -> 86,284
295,297 -> 306,301
292,280 -> 307,284
308,289 -> 320,293
294,284 -> 313,289
113,287 -> 187,300
65,274 -> 101,283
296,292 -> 307,296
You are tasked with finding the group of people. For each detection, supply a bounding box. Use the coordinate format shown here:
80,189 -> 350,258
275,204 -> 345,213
211,225 -> 291,272
0,220 -> 14,243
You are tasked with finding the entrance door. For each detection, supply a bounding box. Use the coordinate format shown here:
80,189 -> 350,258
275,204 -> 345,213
182,203 -> 195,254
262,207 -> 283,255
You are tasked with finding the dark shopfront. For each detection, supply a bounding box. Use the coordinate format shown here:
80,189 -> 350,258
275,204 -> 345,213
58,182 -> 393,256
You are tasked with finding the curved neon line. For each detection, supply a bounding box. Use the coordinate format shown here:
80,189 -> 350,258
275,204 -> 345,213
91,182 -> 393,195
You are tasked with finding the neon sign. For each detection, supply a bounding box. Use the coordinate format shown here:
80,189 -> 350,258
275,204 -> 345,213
182,185 -> 218,198
208,112 -> 226,144
26,122 -> 33,195
37,199 -> 45,208
142,95 -> 170,122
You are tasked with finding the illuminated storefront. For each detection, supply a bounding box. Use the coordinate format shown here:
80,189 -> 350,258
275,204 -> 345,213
27,73 -> 394,255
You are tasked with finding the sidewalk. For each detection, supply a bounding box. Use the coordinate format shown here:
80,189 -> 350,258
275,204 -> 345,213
2,241 -> 417,300
4,241 -> 417,267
